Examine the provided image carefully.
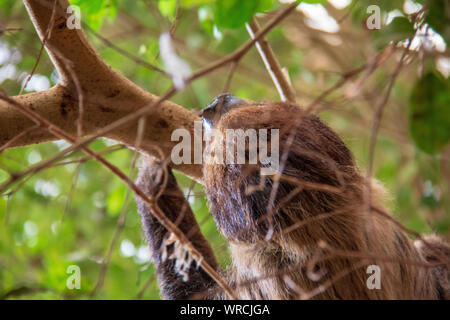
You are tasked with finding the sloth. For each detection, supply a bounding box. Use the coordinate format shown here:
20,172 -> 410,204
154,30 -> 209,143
135,94 -> 450,300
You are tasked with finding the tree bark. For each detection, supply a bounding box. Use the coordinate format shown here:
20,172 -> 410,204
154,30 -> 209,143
0,0 -> 203,181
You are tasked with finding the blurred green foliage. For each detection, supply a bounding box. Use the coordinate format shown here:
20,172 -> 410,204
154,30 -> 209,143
409,72 -> 450,154
0,0 -> 449,299
372,16 -> 415,48
70,0 -> 118,31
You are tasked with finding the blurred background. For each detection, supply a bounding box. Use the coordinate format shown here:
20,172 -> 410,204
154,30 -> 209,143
0,0 -> 449,299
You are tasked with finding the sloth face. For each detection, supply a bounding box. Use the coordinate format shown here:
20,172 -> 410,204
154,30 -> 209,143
201,93 -> 251,131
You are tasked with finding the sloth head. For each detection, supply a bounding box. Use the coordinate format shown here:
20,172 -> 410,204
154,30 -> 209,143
201,94 -> 363,243
201,93 -> 256,131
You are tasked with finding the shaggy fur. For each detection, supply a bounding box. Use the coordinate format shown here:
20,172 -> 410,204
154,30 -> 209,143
136,100 -> 450,300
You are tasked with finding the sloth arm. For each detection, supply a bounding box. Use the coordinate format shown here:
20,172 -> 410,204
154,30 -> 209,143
135,158 -> 219,299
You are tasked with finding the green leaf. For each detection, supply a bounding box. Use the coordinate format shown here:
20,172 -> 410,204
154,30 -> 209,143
351,1 -> 408,30
106,184 -> 126,216
372,16 -> 415,49
158,0 -> 177,21
181,0 -> 215,7
256,0 -> 276,12
425,0 -> 450,43
420,194 -> 440,209
198,5 -> 214,34
106,0 -> 118,19
200,0 -> 278,32
70,0 -> 118,31
214,0 -> 260,29
409,72 -> 450,154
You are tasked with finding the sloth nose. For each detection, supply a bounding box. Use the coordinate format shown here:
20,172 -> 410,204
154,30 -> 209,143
201,93 -> 245,129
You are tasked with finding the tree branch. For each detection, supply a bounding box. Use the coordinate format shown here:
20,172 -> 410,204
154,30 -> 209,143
0,0 -> 202,180
246,18 -> 296,103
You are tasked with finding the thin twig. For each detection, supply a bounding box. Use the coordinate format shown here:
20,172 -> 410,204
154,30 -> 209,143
246,18 -> 296,103
19,0 -> 58,95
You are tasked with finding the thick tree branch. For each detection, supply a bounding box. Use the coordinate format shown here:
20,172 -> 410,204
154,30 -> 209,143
0,0 -> 202,180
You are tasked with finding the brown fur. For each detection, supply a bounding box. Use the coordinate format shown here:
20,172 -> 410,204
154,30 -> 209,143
136,101 -> 450,300
136,158 -> 218,299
